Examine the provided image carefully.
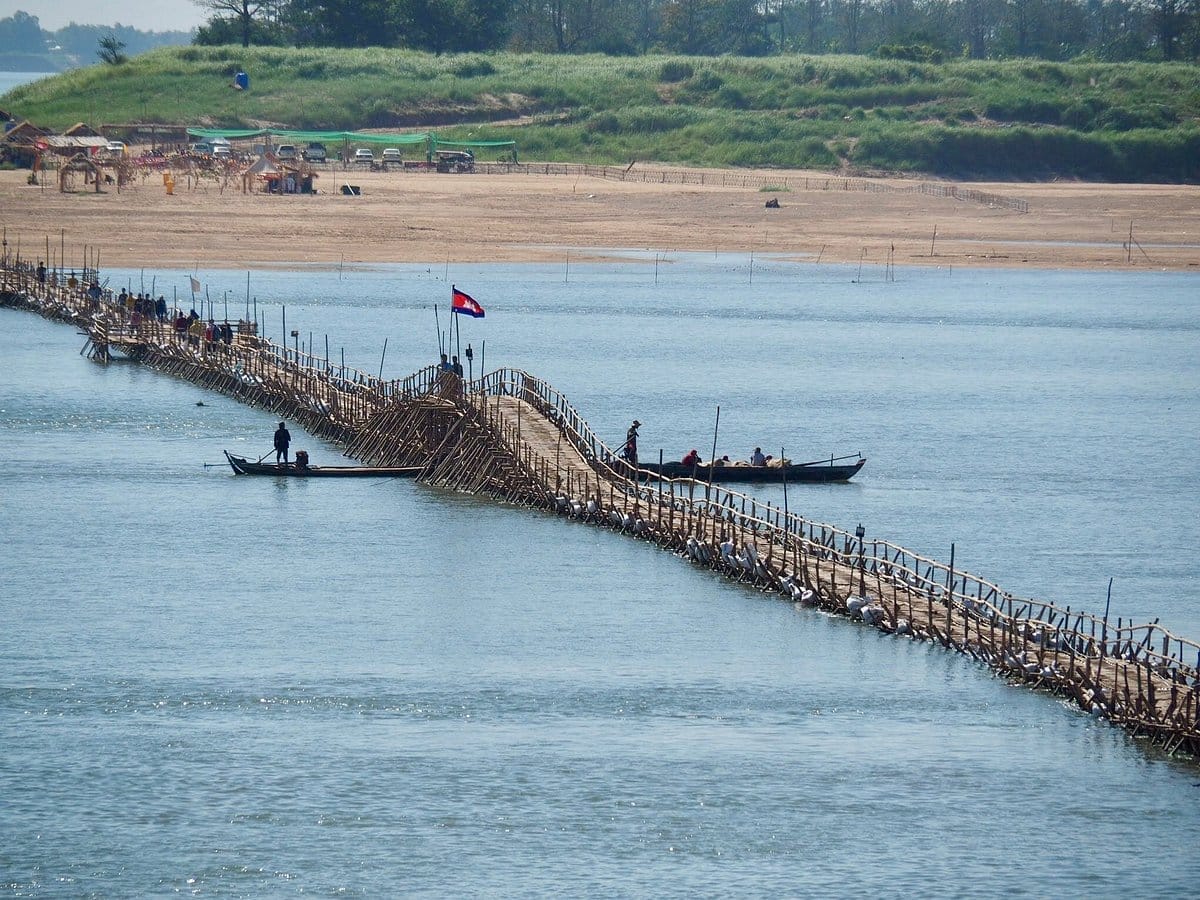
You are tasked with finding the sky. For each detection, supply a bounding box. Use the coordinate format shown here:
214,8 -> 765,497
0,1 -> 206,32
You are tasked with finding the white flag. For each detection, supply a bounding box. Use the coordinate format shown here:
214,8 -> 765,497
189,276 -> 201,293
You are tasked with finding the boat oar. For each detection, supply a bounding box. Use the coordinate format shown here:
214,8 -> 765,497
256,448 -> 276,463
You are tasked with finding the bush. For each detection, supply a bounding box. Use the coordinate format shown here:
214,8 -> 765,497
1097,105 -> 1177,130
876,44 -> 944,64
452,58 -> 496,78
688,71 -> 723,93
658,60 -> 694,83
585,112 -> 621,134
716,84 -> 750,109
984,96 -> 1064,124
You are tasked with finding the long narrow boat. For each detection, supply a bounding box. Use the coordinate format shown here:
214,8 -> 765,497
224,451 -> 422,478
637,454 -> 865,484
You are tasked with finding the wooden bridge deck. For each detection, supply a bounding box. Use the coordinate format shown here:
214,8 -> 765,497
3,255 -> 1198,759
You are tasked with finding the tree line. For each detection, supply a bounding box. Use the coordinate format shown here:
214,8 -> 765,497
0,11 -> 191,66
194,0 -> 1199,60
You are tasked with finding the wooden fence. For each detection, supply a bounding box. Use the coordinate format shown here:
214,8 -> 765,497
474,162 -> 1030,213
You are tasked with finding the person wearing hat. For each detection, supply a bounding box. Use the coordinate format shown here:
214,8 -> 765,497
622,420 -> 641,467
273,421 -> 292,465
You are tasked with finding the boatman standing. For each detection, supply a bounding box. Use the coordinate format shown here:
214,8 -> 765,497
274,421 -> 292,465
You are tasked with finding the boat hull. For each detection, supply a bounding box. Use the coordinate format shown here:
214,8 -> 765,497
224,451 -> 420,478
638,457 -> 865,483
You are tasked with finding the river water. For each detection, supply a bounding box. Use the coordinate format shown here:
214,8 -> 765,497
3,257 -> 1198,895
0,72 -> 50,97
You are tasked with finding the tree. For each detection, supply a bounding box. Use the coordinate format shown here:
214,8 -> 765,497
291,0 -> 402,47
0,11 -> 44,52
193,0 -> 270,47
410,0 -> 513,51
1147,0 -> 1189,57
97,34 -> 128,64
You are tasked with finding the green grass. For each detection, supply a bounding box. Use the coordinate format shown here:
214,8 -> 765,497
3,46 -> 1198,181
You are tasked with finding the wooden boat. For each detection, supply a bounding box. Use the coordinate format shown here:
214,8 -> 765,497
224,451 -> 421,478
637,453 -> 865,484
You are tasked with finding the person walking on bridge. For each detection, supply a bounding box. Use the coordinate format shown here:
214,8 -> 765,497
274,421 -> 292,465
622,420 -> 640,467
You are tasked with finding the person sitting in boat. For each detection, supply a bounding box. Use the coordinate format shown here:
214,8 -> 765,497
681,448 -> 701,468
751,447 -> 767,466
713,455 -> 730,467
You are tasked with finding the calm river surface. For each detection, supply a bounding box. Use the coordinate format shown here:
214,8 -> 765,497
3,257 -> 1198,896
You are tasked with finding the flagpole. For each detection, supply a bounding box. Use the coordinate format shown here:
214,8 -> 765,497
433,303 -> 442,357
707,405 -> 720,499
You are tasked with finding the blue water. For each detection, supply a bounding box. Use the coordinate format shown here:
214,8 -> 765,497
3,259 -> 1199,895
0,71 -> 49,97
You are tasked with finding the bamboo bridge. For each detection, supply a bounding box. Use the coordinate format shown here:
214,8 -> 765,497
3,255 -> 1198,760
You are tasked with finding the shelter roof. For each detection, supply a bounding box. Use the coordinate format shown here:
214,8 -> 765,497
63,122 -> 102,137
2,120 -> 48,144
44,135 -> 108,150
61,151 -> 102,170
244,155 -> 278,176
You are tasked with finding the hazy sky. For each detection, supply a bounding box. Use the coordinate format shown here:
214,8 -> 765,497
0,1 -> 206,32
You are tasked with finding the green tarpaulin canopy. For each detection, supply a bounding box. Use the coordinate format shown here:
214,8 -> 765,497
186,128 -> 518,162
188,127 -> 430,145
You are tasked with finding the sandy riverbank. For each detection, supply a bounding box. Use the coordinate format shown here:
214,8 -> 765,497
2,165 -> 1198,271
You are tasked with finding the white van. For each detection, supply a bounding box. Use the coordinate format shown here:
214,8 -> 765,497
276,144 -> 298,161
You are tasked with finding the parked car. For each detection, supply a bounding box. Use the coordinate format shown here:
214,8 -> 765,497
276,144 -> 298,161
303,142 -> 327,162
435,149 -> 475,173
213,144 -> 232,159
103,140 -> 127,157
188,142 -> 213,156
381,148 -> 402,164
354,148 -> 374,164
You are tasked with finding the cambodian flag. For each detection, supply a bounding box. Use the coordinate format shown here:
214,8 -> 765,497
451,286 -> 485,318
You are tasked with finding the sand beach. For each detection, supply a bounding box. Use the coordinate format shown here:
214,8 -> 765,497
1,165 -> 1197,271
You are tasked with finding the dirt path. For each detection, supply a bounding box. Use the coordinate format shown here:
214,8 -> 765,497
3,164 -> 1198,271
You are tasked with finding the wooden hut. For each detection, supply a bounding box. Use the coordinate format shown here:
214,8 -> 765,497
57,152 -> 106,193
0,120 -> 48,167
241,154 -> 277,193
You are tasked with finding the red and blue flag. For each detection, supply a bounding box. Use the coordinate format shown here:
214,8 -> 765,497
451,286 -> 485,318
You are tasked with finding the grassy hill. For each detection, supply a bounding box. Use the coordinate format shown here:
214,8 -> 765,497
3,45 -> 1199,181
